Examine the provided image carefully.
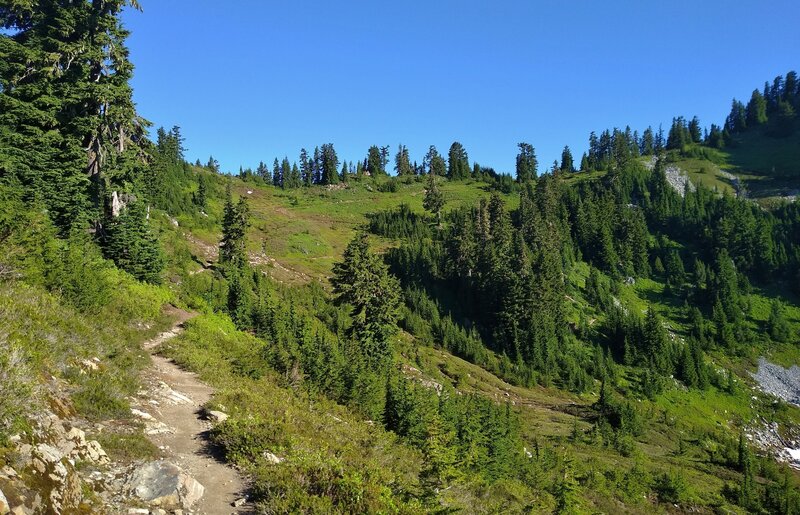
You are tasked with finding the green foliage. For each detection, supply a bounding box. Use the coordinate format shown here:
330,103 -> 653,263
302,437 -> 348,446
422,172 -> 444,223
220,184 -> 250,267
102,200 -> 165,283
768,300 -> 793,342
331,232 -> 402,371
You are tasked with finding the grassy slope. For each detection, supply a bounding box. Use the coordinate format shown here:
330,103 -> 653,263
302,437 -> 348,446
669,130 -> 800,202
160,171 -> 800,512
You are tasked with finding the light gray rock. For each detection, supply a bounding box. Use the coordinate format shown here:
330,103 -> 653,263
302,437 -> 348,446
127,461 -> 204,510
751,357 -> 800,406
0,488 -> 9,514
262,451 -> 283,465
206,410 -> 228,424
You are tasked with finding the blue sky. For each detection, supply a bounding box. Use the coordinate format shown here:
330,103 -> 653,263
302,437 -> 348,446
124,0 -> 800,175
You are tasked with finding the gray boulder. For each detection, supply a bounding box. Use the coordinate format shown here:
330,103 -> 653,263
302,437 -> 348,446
127,461 -> 204,510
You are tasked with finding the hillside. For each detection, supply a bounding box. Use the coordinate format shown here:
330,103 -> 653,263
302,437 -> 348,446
3,3 -> 800,514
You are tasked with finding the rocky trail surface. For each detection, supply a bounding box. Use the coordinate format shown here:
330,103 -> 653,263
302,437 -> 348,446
130,307 -> 251,514
0,308 -> 252,514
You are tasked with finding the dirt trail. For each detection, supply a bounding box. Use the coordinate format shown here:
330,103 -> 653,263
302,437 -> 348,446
137,308 -> 251,514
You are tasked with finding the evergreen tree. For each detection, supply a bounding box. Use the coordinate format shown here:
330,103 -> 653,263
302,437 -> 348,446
560,145 -> 574,173
423,169 -> 445,226
366,145 -> 384,176
746,89 -> 769,126
447,142 -> 470,180
394,144 -> 412,176
579,153 -> 589,171
320,143 -> 340,185
515,142 -> 537,182
725,99 -> 748,133
688,116 -> 702,143
768,300 -> 792,343
640,127 -> 655,155
220,183 -> 250,268
194,174 -> 209,210
0,0 -> 146,231
272,158 -> 282,187
102,199 -> 164,283
256,160 -> 271,183
299,148 -> 313,186
331,233 -> 402,370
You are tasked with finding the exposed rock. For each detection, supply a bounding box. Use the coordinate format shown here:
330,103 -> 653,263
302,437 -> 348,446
79,359 -> 99,373
80,440 -> 110,465
664,166 -> 696,197
131,408 -> 174,435
232,497 -> 247,507
262,452 -> 283,465
126,509 -> 149,514
48,396 -> 74,419
750,357 -> 800,406
126,461 -> 204,510
31,444 -> 62,473
0,488 -> 9,514
204,410 -> 228,424
22,444 -> 83,513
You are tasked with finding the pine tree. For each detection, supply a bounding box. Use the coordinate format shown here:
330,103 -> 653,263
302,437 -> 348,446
366,145 -> 384,176
768,300 -> 792,343
560,145 -> 574,173
102,199 -> 164,283
515,142 -> 537,182
447,142 -> 470,180
688,116 -> 702,143
256,160 -> 271,183
331,233 -> 402,370
299,148 -> 313,185
0,0 -> 146,232
423,169 -> 445,226
320,143 -> 339,185
394,144 -> 412,176
272,158 -> 282,187
220,183 -> 250,268
746,89 -> 769,126
194,174 -> 209,210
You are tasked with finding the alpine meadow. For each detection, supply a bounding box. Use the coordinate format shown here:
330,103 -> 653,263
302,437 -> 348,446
2,1 -> 800,514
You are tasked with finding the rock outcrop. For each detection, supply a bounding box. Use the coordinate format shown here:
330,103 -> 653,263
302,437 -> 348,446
126,460 -> 204,510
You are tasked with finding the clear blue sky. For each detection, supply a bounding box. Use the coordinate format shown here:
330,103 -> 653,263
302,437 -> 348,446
124,0 -> 799,175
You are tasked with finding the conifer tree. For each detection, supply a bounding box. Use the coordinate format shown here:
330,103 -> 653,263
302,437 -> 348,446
394,144 -> 412,176
515,142 -> 537,182
746,89 -> 769,126
0,0 -> 146,231
102,199 -> 164,283
366,145 -> 384,176
560,145 -> 574,173
768,300 -> 792,343
220,183 -> 250,268
447,142 -> 470,180
256,161 -> 271,183
423,169 -> 445,226
331,233 -> 402,370
320,143 -> 340,185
